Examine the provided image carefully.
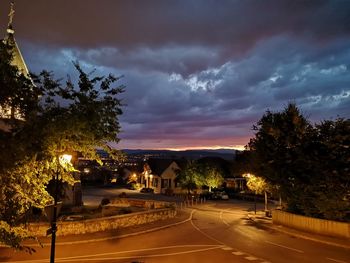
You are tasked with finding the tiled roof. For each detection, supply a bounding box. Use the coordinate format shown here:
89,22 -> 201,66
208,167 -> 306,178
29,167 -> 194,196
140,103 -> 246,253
3,33 -> 29,77
146,158 -> 186,177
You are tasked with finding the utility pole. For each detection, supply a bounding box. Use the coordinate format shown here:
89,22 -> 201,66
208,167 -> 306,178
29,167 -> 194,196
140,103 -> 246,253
254,190 -> 257,214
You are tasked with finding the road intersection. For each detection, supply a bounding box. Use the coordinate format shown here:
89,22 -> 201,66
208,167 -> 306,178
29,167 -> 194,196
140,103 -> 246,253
0,193 -> 349,263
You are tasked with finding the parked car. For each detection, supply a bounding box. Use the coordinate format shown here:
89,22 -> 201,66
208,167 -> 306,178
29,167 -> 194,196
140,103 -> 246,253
212,191 -> 229,200
200,191 -> 213,200
200,190 -> 229,200
140,187 -> 154,193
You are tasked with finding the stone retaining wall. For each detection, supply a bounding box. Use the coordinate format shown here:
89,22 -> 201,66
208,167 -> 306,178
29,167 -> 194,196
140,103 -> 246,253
28,208 -> 176,237
109,198 -> 172,209
272,210 -> 350,239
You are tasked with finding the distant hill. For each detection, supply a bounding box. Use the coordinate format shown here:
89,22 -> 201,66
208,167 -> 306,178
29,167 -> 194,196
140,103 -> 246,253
122,149 -> 237,160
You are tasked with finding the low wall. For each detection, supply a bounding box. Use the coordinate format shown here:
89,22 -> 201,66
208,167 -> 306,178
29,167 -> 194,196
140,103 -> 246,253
109,198 -> 172,209
272,210 -> 350,239
28,208 -> 176,237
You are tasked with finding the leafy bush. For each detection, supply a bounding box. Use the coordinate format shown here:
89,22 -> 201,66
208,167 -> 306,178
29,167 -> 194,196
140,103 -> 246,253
118,192 -> 127,198
100,198 -> 110,206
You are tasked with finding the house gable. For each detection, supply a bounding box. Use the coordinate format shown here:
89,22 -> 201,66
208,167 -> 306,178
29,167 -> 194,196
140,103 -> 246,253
160,161 -> 180,179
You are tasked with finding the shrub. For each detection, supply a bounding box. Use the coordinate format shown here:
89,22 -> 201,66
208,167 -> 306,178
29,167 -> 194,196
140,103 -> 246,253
100,198 -> 110,206
119,192 -> 127,198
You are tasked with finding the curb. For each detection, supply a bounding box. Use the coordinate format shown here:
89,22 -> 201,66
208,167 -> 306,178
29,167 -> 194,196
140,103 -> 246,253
17,209 -> 195,247
247,214 -> 350,250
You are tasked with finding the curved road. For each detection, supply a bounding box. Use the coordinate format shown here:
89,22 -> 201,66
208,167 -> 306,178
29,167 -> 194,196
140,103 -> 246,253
0,201 -> 349,263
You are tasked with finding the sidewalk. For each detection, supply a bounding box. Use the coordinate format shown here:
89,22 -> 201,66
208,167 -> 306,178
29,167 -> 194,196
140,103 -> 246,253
247,211 -> 350,250
24,208 -> 193,247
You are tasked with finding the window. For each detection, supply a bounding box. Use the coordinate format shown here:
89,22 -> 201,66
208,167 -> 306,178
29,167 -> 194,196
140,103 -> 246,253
161,179 -> 171,188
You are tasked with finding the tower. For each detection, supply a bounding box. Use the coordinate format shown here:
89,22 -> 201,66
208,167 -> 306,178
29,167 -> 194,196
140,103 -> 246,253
0,2 -> 31,127
3,1 -> 30,76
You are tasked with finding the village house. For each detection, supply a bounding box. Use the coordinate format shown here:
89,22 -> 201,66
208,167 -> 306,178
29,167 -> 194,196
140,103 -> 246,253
124,158 -> 187,194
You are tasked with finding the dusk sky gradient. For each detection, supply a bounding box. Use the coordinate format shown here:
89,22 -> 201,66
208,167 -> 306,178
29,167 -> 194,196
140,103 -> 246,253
1,0 -> 349,150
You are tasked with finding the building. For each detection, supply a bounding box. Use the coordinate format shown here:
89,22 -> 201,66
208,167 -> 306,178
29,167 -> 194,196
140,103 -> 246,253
138,158 -> 188,194
0,2 -> 31,126
224,177 -> 246,191
3,2 -> 29,76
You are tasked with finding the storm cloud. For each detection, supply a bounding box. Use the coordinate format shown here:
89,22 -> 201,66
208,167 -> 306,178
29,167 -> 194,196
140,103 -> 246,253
1,0 -> 349,149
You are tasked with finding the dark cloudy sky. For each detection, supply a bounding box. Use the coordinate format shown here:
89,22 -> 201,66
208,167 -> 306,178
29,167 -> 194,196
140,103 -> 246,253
1,0 -> 349,150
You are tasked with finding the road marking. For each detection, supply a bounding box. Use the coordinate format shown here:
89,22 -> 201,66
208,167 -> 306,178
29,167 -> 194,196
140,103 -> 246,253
221,246 -> 233,250
219,211 -> 230,227
232,251 -> 245,256
245,256 -> 258,260
264,240 -> 304,253
327,258 -> 348,263
190,213 -> 225,245
0,245 -> 224,263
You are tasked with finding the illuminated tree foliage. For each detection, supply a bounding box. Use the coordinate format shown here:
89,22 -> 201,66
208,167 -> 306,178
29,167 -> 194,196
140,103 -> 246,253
202,166 -> 224,192
176,161 -> 225,193
0,43 -> 124,249
248,103 -> 350,221
243,174 -> 269,195
176,161 -> 202,194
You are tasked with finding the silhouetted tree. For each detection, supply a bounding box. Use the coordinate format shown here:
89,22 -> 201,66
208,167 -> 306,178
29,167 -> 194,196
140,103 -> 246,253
248,103 -> 350,221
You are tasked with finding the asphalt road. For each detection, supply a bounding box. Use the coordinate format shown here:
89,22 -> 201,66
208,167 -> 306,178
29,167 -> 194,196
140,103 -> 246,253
1,199 -> 349,263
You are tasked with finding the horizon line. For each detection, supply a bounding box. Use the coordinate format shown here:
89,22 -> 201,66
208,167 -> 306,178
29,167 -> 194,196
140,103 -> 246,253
119,145 -> 245,151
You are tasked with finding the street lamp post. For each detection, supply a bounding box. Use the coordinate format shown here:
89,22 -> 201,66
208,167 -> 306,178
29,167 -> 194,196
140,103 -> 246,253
254,190 -> 257,214
50,166 -> 59,263
50,154 -> 72,263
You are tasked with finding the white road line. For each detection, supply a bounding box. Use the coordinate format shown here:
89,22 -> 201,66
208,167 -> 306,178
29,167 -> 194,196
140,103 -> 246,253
245,256 -> 259,261
190,213 -> 226,245
232,251 -> 245,256
221,246 -> 233,250
0,245 -> 223,263
55,246 -> 223,262
219,211 -> 230,227
327,258 -> 348,263
264,240 -> 304,253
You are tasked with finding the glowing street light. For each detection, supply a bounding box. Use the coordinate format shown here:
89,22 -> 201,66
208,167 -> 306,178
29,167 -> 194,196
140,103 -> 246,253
59,154 -> 72,165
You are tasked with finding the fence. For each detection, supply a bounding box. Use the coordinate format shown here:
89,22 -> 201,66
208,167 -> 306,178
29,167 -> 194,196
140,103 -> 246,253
272,210 -> 350,239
